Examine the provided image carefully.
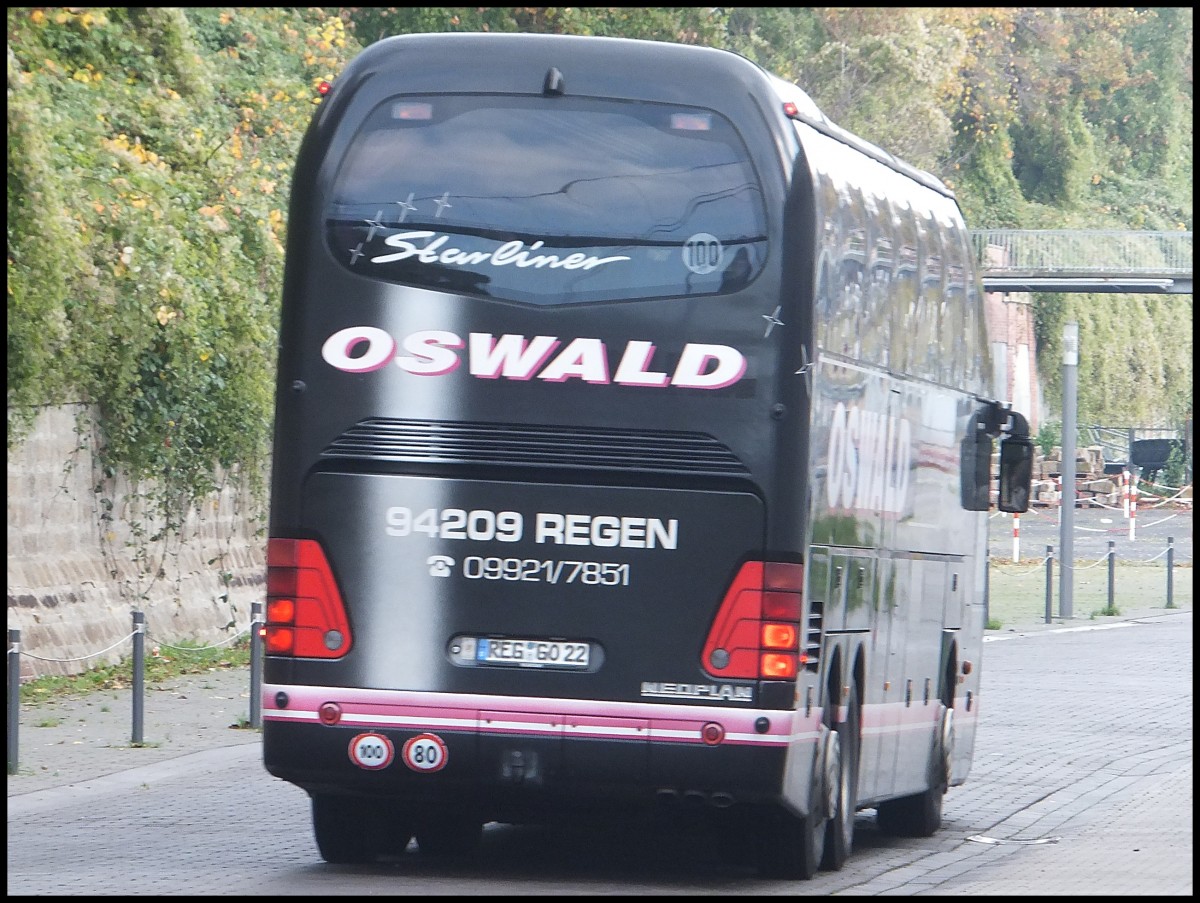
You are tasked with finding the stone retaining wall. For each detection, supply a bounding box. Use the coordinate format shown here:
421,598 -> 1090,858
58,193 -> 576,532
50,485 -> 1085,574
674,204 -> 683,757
7,404 -> 267,679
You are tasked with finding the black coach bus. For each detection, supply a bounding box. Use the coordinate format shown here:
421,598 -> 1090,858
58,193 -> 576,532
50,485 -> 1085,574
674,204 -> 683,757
261,31 -> 1033,879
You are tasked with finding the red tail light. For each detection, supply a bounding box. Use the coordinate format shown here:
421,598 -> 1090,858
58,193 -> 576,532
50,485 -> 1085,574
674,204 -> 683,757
265,538 -> 352,658
702,561 -> 804,680
761,622 -> 798,649
760,652 -> 798,679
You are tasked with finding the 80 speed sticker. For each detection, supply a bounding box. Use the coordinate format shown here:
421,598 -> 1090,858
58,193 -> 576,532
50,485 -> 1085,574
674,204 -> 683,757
402,732 -> 449,773
348,732 -> 395,770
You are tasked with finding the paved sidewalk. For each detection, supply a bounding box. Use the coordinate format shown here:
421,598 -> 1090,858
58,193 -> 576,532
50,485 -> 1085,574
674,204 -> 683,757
7,667 -> 260,796
7,600 -> 1191,798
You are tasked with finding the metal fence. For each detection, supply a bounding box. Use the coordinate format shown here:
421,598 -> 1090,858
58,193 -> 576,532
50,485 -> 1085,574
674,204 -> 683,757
972,229 -> 1193,277
1083,425 -> 1189,471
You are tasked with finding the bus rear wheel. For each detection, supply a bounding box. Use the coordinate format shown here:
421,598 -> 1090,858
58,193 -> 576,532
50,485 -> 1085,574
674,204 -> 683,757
876,703 -> 952,838
312,795 -> 414,863
754,804 -> 826,880
312,795 -> 379,864
821,680 -> 861,870
755,717 -> 836,879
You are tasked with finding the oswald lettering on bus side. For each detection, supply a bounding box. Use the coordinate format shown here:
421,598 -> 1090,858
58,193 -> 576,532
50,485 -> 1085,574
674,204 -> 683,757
825,401 -> 912,514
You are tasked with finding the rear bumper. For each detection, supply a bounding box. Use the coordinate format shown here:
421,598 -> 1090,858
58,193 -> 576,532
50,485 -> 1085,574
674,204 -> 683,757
262,684 -> 819,819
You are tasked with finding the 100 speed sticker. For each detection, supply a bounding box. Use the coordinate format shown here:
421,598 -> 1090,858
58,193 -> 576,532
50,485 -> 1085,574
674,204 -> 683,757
348,732 -> 395,770
402,732 -> 449,773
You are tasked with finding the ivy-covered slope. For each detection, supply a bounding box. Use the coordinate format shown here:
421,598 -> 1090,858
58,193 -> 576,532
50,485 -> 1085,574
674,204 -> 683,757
8,9 -> 353,515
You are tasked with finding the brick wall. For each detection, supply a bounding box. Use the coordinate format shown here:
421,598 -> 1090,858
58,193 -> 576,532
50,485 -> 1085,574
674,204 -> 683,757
7,404 -> 266,679
983,295 -> 1042,431
981,246 -> 1042,431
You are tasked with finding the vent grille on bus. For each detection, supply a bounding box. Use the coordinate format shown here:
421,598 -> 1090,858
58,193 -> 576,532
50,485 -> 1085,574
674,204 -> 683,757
804,608 -> 822,673
320,418 -> 750,477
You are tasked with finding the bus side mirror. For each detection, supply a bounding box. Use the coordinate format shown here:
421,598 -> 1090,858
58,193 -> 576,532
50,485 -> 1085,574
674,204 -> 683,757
960,429 -> 993,512
997,436 -> 1034,513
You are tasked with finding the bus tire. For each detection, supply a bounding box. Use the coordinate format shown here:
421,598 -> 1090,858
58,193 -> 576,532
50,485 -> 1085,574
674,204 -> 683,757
312,794 -> 381,864
756,714 -> 835,880
876,703 -> 952,838
415,815 -> 484,857
821,680 -> 861,870
755,803 -> 826,880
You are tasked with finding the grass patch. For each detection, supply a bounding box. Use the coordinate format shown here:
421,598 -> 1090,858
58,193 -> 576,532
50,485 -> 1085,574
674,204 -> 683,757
19,637 -> 252,707
988,560 -> 1190,627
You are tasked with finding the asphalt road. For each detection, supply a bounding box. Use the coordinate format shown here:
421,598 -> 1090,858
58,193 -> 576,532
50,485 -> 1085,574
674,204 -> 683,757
988,499 -> 1191,564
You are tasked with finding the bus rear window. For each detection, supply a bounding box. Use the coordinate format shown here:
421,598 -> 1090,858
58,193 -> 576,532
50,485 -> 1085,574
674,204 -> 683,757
325,95 -> 768,305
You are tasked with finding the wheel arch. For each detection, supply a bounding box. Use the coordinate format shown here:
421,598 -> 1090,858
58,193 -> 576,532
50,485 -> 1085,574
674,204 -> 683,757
940,632 -> 959,708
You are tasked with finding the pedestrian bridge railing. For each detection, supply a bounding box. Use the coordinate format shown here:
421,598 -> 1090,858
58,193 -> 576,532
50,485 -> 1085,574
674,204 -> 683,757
973,229 -> 1193,294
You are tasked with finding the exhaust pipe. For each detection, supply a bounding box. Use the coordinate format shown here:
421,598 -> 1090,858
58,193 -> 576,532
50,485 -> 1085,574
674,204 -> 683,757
655,788 -> 736,809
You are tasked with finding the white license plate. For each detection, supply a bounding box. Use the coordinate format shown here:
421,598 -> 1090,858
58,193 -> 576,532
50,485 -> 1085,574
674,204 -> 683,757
468,636 -> 591,668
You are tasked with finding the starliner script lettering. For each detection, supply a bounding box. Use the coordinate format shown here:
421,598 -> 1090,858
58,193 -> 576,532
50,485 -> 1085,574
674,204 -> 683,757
370,231 -> 631,271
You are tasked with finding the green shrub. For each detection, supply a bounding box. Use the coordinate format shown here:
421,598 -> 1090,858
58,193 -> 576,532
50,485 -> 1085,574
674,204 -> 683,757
1036,421 -> 1062,457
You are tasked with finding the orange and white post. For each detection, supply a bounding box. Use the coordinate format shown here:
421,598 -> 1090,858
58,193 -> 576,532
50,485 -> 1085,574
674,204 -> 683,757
1129,483 -> 1138,541
1122,469 -> 1131,519
1012,513 -> 1021,563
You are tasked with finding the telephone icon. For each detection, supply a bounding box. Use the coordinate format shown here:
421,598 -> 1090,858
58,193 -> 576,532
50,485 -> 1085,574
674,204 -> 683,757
426,555 -> 455,577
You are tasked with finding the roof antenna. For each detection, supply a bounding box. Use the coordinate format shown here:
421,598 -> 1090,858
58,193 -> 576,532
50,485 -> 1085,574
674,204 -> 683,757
543,67 -> 565,96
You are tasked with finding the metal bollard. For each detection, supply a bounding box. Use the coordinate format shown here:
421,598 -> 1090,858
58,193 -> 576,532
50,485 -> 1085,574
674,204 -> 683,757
1045,546 -> 1054,624
984,552 -> 990,627
1105,540 -> 1116,615
8,629 -> 20,775
250,601 -> 263,729
132,611 -> 145,745
1166,536 -> 1175,608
